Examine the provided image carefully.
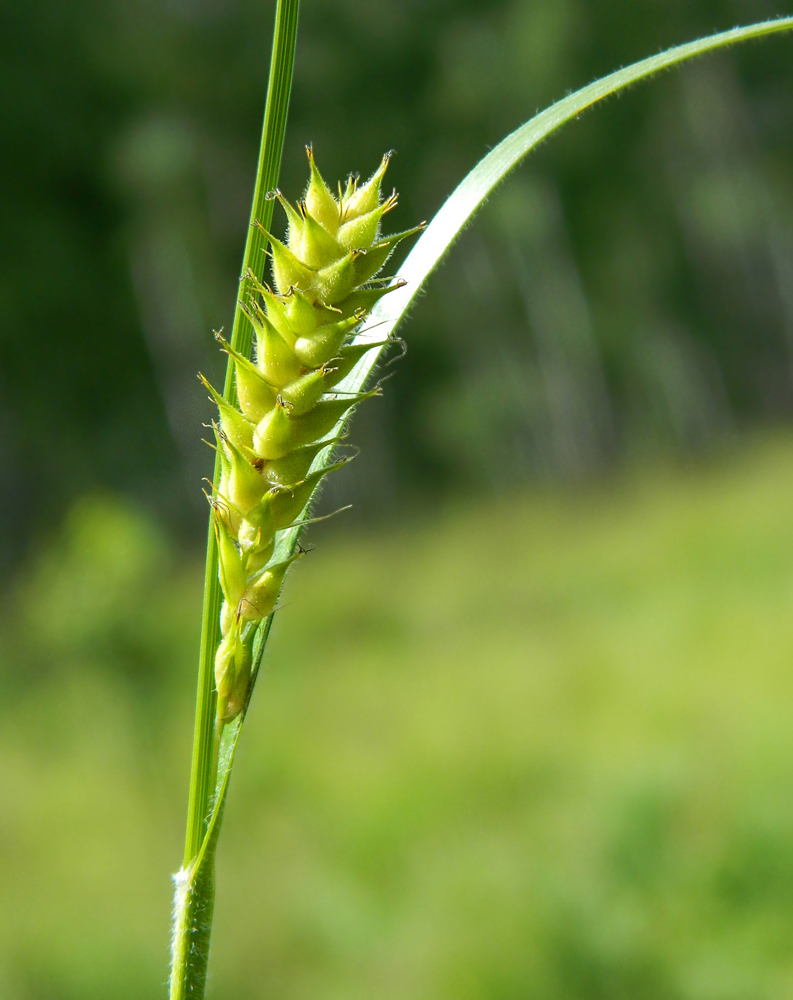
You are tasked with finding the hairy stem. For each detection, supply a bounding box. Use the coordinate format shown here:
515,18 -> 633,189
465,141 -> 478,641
170,2 -> 300,997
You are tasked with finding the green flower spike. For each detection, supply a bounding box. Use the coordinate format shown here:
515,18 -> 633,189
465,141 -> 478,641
215,625 -> 253,724
204,149 -> 422,722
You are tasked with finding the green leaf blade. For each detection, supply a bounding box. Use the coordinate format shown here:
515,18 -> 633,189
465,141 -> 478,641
367,16 -> 793,353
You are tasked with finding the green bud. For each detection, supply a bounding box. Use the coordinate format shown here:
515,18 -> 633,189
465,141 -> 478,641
238,550 -> 303,623
352,224 -> 425,286
280,284 -> 327,335
302,206 -> 344,261
254,390 -> 375,463
235,358 -> 277,424
262,437 -> 340,488
214,333 -> 278,423
224,662 -> 252,722
252,397 -> 295,460
213,439 -> 242,536
215,628 -> 252,722
243,300 -> 302,387
214,515 -> 246,608
215,629 -> 240,696
312,250 -> 360,305
269,460 -> 348,529
242,274 -> 298,340
297,202 -> 345,270
334,279 -> 406,319
200,374 -> 255,454
341,151 -> 392,220
293,311 -> 365,368
305,146 -> 341,235
220,599 -> 236,635
238,514 -> 275,573
256,223 -> 315,294
236,487 -> 278,562
288,389 -> 378,447
337,192 -> 398,251
241,535 -> 275,575
279,366 -> 333,415
277,192 -> 341,270
222,434 -> 268,514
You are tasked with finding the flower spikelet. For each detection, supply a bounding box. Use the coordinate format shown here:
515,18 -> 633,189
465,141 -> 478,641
202,149 -> 422,722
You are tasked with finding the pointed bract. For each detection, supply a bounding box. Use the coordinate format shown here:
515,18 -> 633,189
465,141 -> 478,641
238,550 -> 304,622
222,434 -> 268,514
244,301 -> 302,387
334,280 -> 406,319
277,191 -> 307,255
312,250 -> 360,305
305,146 -> 340,234
200,374 -> 255,454
252,397 -> 295,460
293,311 -> 364,368
256,223 -> 315,294
300,208 -> 345,270
337,192 -> 398,251
262,437 -> 340,488
322,340 -> 387,386
214,515 -> 246,608
282,285 -> 339,336
341,151 -> 392,219
216,334 -> 279,423
280,366 -> 334,415
352,224 -> 426,286
289,389 -> 379,447
269,460 -> 348,529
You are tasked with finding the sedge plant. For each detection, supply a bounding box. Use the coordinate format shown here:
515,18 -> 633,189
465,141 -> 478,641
169,4 -> 793,996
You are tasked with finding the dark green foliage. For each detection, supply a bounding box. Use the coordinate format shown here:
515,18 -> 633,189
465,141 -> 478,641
4,1 -> 793,564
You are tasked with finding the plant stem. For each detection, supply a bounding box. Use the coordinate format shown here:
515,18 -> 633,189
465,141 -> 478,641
170,2 -> 300,997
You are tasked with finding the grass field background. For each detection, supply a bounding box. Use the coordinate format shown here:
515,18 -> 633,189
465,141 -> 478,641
4,434 -> 793,998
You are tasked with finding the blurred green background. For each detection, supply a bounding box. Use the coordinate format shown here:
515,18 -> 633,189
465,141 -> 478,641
4,0 -> 793,996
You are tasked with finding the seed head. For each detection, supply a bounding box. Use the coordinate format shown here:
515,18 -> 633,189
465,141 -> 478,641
204,149 -> 422,722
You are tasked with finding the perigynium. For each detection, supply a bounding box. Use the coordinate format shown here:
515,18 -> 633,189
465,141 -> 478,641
169,4 -> 793,996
